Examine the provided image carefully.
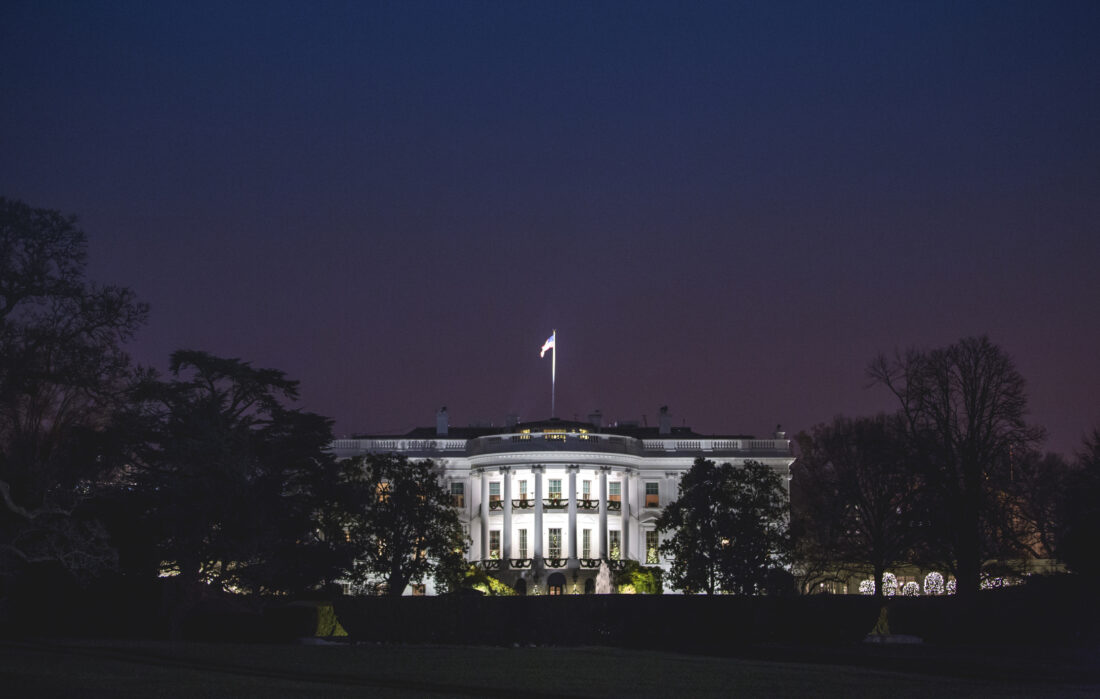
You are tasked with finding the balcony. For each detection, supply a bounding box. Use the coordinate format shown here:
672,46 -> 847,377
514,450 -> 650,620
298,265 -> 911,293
512,498 -> 534,509
607,500 -> 622,512
467,431 -> 644,457
543,498 -> 566,510
509,558 -> 533,569
579,558 -> 601,568
577,499 -> 599,511
544,557 -> 567,568
489,499 -> 503,511
480,559 -> 503,571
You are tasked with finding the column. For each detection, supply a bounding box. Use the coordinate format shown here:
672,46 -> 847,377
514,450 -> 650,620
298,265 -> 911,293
501,466 -> 512,561
478,469 -> 489,561
533,466 -> 544,561
567,465 -> 578,561
621,471 -> 631,561
598,466 -> 609,559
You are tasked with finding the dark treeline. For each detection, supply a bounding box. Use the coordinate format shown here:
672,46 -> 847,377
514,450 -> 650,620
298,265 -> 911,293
2,198 -> 1098,639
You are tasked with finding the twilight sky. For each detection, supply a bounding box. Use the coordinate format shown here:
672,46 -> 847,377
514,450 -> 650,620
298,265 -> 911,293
2,1 -> 1098,456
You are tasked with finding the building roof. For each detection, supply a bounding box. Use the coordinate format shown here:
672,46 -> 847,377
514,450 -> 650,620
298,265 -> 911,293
353,416 -> 759,441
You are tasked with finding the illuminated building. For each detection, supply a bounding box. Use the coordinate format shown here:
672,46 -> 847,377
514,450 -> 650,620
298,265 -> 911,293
331,407 -> 794,595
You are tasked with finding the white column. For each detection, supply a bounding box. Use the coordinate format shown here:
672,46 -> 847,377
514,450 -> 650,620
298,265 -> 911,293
479,469 -> 489,560
502,466 -> 512,561
533,466 -> 544,561
598,466 -> 608,559
567,465 -> 578,561
621,471 -> 630,560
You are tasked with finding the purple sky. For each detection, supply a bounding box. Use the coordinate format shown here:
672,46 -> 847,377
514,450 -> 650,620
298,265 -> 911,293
2,2 -> 1098,456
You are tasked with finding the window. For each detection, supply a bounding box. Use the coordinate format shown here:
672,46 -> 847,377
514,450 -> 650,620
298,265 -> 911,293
377,482 -> 391,502
489,482 -> 501,502
549,479 -> 562,502
518,529 -> 528,559
646,530 -> 659,564
549,528 -> 562,558
609,530 -> 621,560
450,482 -> 464,508
609,482 -> 621,502
489,530 -> 500,559
582,529 -> 591,559
519,479 -> 528,500
645,482 -> 659,507
582,480 -> 591,501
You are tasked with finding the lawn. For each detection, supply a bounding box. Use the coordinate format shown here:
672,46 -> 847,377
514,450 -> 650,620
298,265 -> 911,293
2,640 -> 1097,698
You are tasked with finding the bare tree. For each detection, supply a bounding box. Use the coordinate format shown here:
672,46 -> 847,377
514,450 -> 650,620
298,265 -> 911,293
868,336 -> 1044,600
794,414 -> 918,597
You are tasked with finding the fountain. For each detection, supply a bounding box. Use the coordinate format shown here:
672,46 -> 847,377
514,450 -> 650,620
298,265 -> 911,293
595,560 -> 613,594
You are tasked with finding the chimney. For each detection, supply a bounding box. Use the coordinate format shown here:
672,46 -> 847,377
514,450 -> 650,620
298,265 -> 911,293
588,409 -> 603,429
436,407 -> 449,436
659,406 -> 671,435
775,424 -> 786,439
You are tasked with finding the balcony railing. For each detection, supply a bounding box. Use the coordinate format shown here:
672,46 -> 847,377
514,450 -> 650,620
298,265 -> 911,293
577,499 -> 599,511
480,559 -> 503,571
509,558 -> 533,569
544,557 -> 567,568
543,498 -> 566,510
579,558 -> 601,568
467,432 -> 644,457
607,500 -> 622,512
489,499 -> 503,511
512,498 -> 534,509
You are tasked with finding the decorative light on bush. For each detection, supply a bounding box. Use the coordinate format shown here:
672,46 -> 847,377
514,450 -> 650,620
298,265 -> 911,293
902,581 -> 920,596
859,579 -> 875,595
882,572 -> 898,597
924,572 -> 945,595
946,578 -> 957,595
979,574 -> 1023,590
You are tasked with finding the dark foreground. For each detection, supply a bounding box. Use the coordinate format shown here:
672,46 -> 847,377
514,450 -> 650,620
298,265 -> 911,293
2,640 -> 1097,698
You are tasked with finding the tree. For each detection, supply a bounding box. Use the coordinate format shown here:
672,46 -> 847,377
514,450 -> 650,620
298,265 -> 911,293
868,336 -> 1044,600
794,414 -> 919,597
0,197 -> 146,596
129,351 -> 351,616
339,453 -> 468,596
657,458 -> 790,595
1057,429 -> 1100,578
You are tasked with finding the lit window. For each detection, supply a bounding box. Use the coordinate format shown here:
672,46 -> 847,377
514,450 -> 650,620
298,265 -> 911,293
518,529 -> 528,559
646,530 -> 659,564
377,482 -> 391,502
582,480 -> 591,501
490,482 -> 501,502
549,528 -> 562,558
519,479 -> 528,500
609,482 -> 621,502
549,479 -> 562,502
450,482 -> 465,508
582,529 -> 591,559
609,530 -> 621,560
489,530 -> 500,559
645,482 -> 659,507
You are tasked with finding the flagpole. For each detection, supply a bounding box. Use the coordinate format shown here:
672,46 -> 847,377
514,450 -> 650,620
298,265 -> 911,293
551,329 -> 556,418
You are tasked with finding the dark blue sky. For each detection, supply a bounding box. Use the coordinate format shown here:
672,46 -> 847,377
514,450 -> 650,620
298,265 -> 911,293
2,1 -> 1098,455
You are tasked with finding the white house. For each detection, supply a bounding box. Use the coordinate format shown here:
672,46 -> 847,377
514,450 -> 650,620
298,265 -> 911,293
331,407 -> 794,595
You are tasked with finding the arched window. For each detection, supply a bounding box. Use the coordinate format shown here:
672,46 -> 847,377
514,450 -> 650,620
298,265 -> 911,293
548,572 -> 566,596
514,579 -> 527,596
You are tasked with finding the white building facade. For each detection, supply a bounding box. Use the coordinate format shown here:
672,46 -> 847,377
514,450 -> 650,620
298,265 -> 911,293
331,409 -> 794,595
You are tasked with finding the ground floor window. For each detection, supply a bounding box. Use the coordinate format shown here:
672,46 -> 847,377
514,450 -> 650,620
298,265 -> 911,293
609,530 -> 621,560
518,528 -> 528,559
646,530 -> 659,564
489,530 -> 500,559
514,579 -> 527,595
548,572 -> 566,595
582,528 -> 591,558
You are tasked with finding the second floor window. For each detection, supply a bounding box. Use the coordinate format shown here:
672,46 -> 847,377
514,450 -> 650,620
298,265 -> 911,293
490,482 -> 501,502
450,482 -> 464,508
548,528 -> 562,558
645,482 -> 659,507
518,529 -> 528,559
609,482 -> 621,502
582,480 -> 591,500
519,479 -> 528,500
549,479 -> 562,501
582,529 -> 591,559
